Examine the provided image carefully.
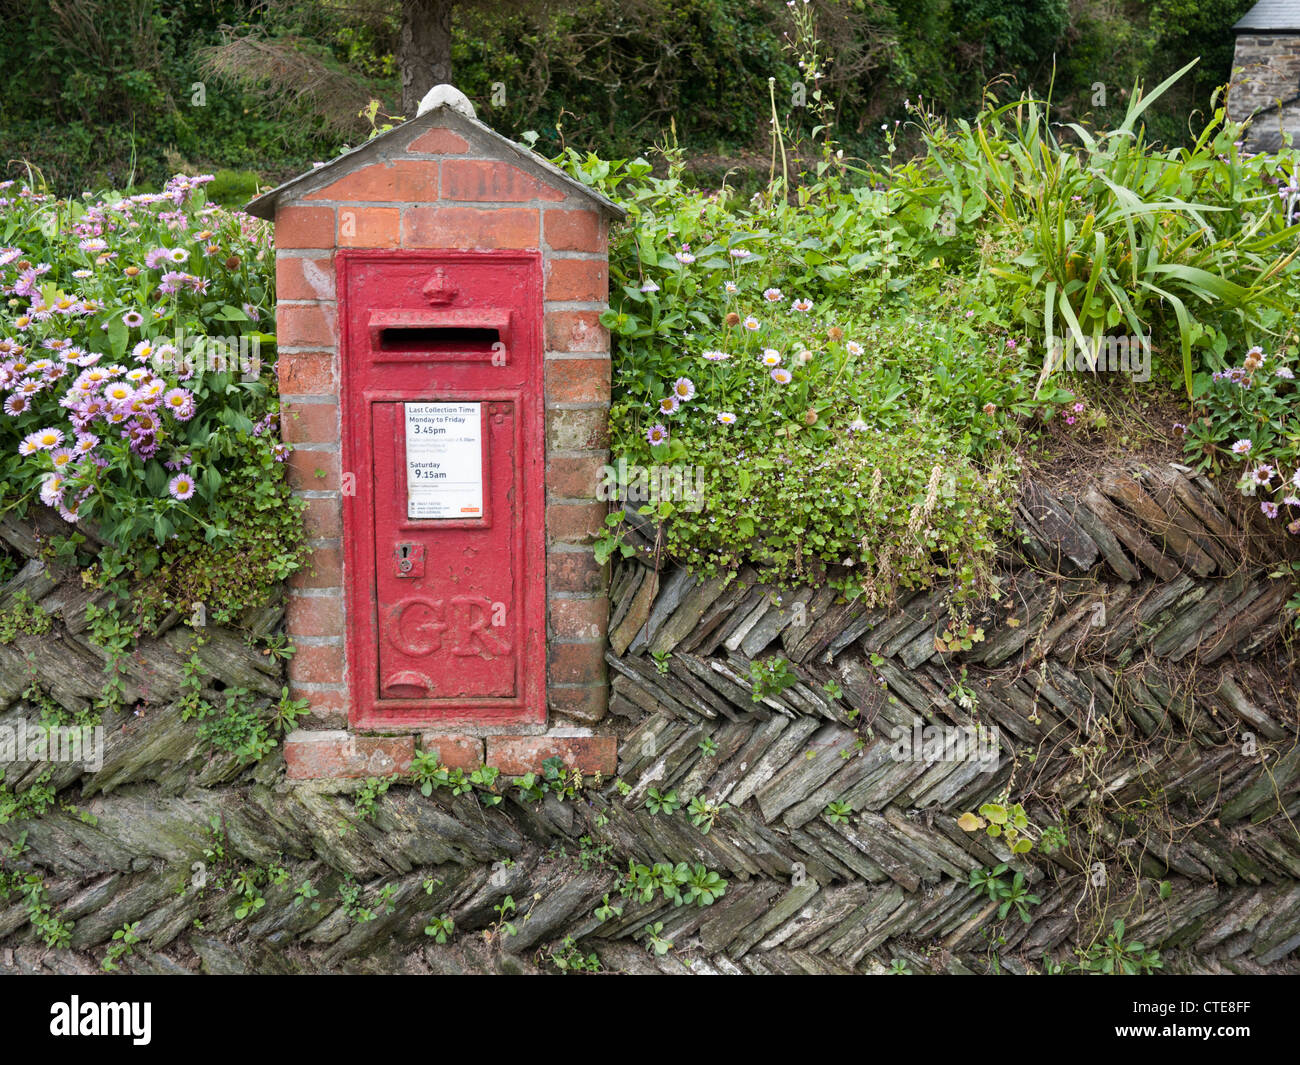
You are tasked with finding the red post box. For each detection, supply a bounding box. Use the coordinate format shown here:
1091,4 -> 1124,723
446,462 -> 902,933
340,251 -> 545,728
246,88 -> 624,777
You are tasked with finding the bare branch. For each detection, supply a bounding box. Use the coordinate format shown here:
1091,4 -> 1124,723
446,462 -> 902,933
196,31 -> 380,138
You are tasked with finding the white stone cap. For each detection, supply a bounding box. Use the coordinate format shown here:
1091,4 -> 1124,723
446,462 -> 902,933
417,84 -> 477,120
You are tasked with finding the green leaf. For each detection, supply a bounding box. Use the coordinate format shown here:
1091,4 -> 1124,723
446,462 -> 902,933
144,461 -> 167,495
106,316 -> 128,358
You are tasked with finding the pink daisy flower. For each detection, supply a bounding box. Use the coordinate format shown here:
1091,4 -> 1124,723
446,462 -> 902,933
28,427 -> 64,450
163,387 -> 196,420
168,473 -> 197,501
102,382 -> 134,405
39,474 -> 65,507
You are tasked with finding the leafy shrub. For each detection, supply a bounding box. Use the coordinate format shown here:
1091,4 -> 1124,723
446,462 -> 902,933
0,0 -> 340,194
879,60 -> 1300,601
0,173 -> 304,623
563,145 -> 1046,599
890,64 -> 1299,399
205,169 -> 263,208
560,38 -> 1300,603
1183,342 -> 1300,536
0,0 -> 1255,199
456,0 -> 796,161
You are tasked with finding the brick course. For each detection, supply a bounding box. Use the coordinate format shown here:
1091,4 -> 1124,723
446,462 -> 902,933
442,159 -> 566,202
404,206 -> 540,250
276,206 -> 335,249
285,731 -> 414,779
486,735 -> 617,777
418,733 -> 485,770
545,358 -> 612,405
545,258 -> 608,301
406,127 -> 470,154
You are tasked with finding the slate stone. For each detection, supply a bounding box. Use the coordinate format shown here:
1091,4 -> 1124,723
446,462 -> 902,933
1022,482 -> 1099,571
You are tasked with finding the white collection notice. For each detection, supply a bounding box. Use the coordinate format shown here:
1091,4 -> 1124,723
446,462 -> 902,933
404,402 -> 483,519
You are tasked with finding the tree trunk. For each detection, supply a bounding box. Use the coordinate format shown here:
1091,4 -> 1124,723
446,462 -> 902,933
399,0 -> 455,117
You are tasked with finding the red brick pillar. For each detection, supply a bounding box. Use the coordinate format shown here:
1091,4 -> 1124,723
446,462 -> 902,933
251,101 -> 621,779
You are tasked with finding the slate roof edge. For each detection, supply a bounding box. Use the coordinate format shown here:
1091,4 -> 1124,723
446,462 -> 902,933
1234,0 -> 1300,32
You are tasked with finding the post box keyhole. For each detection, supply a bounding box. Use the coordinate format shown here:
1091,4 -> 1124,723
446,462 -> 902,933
394,542 -> 424,578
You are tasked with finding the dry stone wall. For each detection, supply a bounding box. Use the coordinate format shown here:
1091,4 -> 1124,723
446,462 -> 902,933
1,461 -> 1297,974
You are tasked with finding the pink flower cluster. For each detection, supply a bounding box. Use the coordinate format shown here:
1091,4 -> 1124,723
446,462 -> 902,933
1,342 -> 196,516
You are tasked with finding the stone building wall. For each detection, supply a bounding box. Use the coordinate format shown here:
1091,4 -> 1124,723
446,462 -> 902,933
1229,34 -> 1300,150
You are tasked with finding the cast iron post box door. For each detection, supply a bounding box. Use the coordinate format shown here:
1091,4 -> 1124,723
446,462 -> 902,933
340,251 -> 546,729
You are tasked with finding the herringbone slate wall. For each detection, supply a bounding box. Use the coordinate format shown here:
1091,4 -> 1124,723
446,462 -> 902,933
1,462 -> 1297,974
